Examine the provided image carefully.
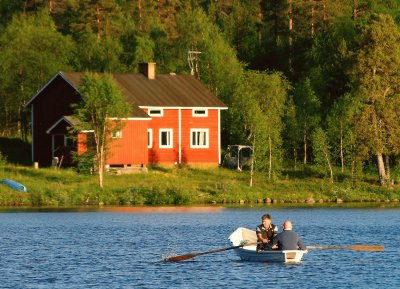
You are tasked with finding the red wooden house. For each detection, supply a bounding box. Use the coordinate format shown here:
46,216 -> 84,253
26,63 -> 227,168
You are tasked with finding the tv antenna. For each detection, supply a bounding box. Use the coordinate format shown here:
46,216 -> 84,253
188,49 -> 201,79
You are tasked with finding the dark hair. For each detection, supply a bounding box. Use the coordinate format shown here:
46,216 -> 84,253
262,214 -> 271,221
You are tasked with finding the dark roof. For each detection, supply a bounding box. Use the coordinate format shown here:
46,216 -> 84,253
47,115 -> 82,134
61,72 -> 227,108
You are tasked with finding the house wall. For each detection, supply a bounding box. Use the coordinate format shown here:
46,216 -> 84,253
146,109 -> 179,164
146,108 -> 220,166
181,109 -> 219,164
31,75 -> 80,166
107,120 -> 149,165
77,133 -> 87,155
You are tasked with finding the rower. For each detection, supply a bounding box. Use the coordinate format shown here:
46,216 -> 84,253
272,220 -> 306,251
256,214 -> 278,253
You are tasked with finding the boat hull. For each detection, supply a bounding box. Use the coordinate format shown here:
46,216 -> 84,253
233,247 -> 305,263
229,227 -> 306,263
1,179 -> 28,192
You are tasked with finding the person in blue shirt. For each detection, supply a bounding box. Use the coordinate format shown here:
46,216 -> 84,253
271,220 -> 306,251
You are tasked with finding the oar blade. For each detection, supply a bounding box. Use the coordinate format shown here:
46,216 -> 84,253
349,245 -> 384,251
164,254 -> 197,262
307,245 -> 384,251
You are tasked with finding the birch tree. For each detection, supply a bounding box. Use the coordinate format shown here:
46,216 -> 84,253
74,73 -> 131,188
326,94 -> 354,173
312,127 -> 334,183
294,78 -> 320,165
349,14 -> 400,185
231,70 -> 289,182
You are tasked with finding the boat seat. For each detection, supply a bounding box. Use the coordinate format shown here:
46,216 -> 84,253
285,252 -> 297,259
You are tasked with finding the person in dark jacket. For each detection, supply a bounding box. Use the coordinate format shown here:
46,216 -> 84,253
256,214 -> 278,253
272,220 -> 307,251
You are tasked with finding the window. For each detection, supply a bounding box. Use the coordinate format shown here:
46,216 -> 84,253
111,130 -> 122,139
148,109 -> 164,117
147,129 -> 153,148
192,109 -> 208,117
159,129 -> 173,148
190,129 -> 209,148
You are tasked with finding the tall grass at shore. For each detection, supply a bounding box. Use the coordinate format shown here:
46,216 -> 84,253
0,163 -> 399,207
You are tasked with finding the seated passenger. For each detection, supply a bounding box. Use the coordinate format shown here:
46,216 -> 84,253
272,220 -> 306,251
256,214 -> 278,253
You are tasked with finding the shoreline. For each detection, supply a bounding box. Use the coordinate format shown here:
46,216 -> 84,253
0,201 -> 399,212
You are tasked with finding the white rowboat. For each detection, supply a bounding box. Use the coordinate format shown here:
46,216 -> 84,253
228,227 -> 307,263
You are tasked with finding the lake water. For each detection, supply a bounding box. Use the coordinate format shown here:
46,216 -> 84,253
0,206 -> 399,288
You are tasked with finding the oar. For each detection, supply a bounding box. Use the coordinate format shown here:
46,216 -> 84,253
307,245 -> 384,251
164,242 -> 259,262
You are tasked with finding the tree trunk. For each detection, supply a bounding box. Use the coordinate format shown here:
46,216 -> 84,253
303,122 -> 307,165
98,150 -> 104,189
268,135 -> 272,180
353,0 -> 357,21
250,134 -> 255,187
377,153 -> 386,186
310,0 -> 315,37
294,148 -> 297,170
351,159 -> 355,187
138,0 -> 142,31
325,152 -> 333,183
340,119 -> 344,173
385,154 -> 391,183
288,0 -> 293,72
96,6 -> 101,39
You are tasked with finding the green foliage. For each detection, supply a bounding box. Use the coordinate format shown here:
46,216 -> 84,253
0,9 -> 73,138
175,7 -> 244,99
311,127 -> 333,182
231,70 -> 290,178
133,35 -> 155,64
0,151 -> 7,166
74,72 -> 132,187
293,78 -> 321,164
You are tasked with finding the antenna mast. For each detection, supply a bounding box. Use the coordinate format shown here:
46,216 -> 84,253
188,48 -> 202,79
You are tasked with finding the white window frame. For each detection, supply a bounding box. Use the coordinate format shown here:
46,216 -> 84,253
190,129 -> 209,148
147,129 -> 153,148
148,108 -> 164,117
159,128 -> 173,148
111,130 -> 122,139
192,109 -> 208,117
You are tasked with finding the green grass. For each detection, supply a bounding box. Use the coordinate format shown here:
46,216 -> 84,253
0,163 -> 399,207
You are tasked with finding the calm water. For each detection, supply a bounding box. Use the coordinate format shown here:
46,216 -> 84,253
0,207 -> 399,289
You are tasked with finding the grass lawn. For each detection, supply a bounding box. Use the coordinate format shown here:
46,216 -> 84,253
0,137 -> 399,207
0,163 -> 400,207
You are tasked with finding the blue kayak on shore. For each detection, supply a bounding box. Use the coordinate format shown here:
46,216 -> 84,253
1,179 -> 28,192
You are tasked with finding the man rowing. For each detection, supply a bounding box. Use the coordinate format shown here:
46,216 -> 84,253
272,220 -> 306,251
256,214 -> 278,253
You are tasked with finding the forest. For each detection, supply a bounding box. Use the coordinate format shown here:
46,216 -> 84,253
1,0 -> 400,186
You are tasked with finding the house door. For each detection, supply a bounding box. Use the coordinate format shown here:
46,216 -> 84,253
52,134 -> 74,165
52,134 -> 65,159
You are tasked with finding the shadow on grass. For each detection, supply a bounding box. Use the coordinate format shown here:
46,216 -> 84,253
0,137 -> 31,166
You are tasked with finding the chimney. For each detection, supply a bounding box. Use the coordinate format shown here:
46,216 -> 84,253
139,62 -> 156,80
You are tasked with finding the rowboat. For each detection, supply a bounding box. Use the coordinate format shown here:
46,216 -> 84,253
228,227 -> 307,263
1,179 -> 28,192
